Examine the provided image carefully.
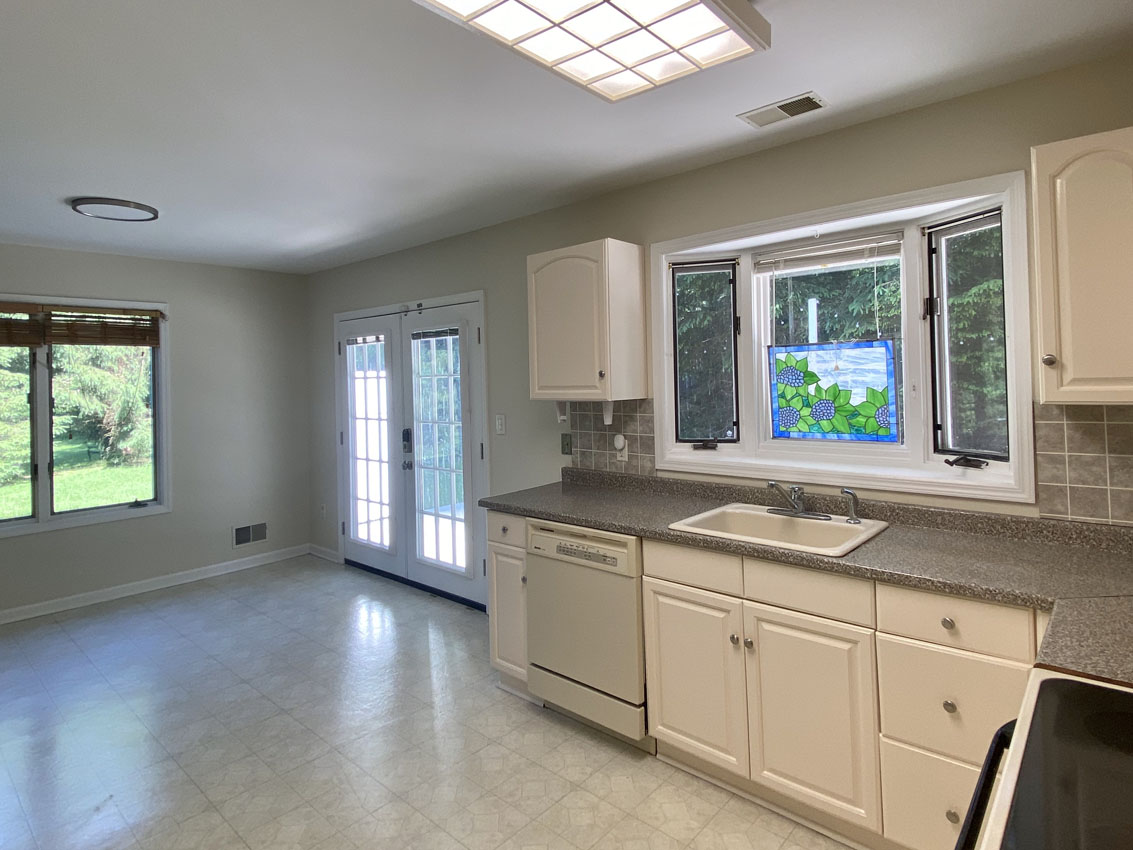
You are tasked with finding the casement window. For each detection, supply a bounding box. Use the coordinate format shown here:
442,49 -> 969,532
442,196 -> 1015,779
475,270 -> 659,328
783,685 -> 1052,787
652,174 -> 1033,501
0,297 -> 169,535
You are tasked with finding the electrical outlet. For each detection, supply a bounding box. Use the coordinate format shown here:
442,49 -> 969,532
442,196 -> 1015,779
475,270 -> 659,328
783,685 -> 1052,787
494,414 -> 506,435
561,433 -> 572,455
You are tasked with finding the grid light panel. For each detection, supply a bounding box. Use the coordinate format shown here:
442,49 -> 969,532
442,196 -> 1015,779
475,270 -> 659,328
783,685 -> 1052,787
419,0 -> 766,101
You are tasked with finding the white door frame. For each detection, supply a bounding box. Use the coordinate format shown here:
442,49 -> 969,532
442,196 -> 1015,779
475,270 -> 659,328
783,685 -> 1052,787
333,291 -> 490,607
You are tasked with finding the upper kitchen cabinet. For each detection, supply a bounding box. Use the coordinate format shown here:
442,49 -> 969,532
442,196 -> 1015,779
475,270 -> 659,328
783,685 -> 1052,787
1032,125 -> 1133,402
528,238 -> 649,401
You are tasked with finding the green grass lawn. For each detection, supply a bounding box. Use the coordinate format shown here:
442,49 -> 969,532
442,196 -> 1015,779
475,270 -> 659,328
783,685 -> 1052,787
0,460 -> 154,519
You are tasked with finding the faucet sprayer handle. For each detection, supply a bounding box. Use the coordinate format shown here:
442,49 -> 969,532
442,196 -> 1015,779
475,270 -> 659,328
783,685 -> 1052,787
841,488 -> 862,524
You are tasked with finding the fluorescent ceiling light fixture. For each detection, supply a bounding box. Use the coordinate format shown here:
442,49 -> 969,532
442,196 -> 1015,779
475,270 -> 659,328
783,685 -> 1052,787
472,0 -> 550,43
70,197 -> 159,222
637,52 -> 696,83
610,0 -> 694,25
413,0 -> 770,101
521,0 -> 598,21
518,26 -> 589,63
600,29 -> 668,66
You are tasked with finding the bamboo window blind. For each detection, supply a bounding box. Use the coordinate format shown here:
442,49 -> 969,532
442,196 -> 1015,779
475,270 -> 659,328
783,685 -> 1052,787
0,301 -> 164,347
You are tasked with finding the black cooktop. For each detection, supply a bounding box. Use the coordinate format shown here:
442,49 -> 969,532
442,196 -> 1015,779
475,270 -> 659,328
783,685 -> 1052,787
1003,678 -> 1133,849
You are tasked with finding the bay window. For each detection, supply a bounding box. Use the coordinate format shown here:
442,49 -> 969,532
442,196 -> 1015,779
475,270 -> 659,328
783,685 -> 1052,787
652,173 -> 1033,501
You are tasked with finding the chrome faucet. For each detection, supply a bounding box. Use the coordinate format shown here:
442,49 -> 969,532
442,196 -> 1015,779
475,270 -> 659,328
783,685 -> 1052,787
841,488 -> 862,524
768,481 -> 806,513
767,482 -> 831,520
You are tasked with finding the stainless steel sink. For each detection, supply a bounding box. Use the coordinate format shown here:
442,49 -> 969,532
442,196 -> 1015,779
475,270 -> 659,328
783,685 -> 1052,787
669,503 -> 887,557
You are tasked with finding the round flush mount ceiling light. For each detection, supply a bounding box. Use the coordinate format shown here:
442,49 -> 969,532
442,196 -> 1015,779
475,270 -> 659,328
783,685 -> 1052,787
70,197 -> 159,222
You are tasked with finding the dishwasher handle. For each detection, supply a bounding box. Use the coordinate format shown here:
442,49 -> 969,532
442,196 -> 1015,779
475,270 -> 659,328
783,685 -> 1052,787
955,719 -> 1016,850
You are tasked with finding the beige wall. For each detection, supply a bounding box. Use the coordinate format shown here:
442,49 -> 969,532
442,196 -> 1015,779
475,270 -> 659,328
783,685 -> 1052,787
307,49 -> 1133,550
0,244 -> 310,611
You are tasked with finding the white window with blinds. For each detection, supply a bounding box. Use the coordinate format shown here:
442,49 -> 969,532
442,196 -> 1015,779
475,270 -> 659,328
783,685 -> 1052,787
651,173 -> 1034,502
0,295 -> 169,536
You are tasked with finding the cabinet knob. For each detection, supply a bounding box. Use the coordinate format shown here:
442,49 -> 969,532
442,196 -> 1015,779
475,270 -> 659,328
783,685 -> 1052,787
501,525 -> 509,534
743,637 -> 754,650
1041,354 -> 1058,367
729,633 -> 740,645
941,616 -> 956,631
521,575 -> 527,584
943,699 -> 958,714
946,809 -> 961,824
598,369 -> 606,379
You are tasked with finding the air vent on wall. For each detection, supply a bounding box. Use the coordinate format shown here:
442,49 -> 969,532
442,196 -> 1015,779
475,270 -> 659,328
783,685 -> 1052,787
233,523 -> 267,548
738,91 -> 827,129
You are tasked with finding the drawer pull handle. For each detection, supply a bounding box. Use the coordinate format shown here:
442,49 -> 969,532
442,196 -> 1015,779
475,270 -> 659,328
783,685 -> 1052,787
946,809 -> 961,824
941,616 -> 956,631
743,637 -> 754,649
730,633 -> 740,646
943,699 -> 958,714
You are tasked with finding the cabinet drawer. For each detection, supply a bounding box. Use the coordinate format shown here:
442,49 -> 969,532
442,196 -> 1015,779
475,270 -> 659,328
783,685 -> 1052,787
877,634 -> 1029,764
486,511 -> 523,546
644,541 -> 743,596
876,583 -> 1034,662
744,558 -> 874,627
881,737 -> 979,850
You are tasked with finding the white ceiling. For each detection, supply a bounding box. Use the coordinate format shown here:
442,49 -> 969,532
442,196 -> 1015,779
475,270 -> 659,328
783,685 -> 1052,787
2,0 -> 1131,275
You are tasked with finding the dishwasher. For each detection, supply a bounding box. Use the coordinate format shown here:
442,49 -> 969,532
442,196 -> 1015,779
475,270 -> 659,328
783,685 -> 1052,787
525,520 -> 647,741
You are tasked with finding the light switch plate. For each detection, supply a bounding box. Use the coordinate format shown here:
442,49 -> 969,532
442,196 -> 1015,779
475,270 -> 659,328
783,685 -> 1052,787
494,414 -> 506,435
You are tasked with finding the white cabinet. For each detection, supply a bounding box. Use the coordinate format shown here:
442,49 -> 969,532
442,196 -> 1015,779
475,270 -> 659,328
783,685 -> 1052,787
487,541 -> 527,682
642,577 -> 749,777
527,238 -> 648,401
1032,125 -> 1133,402
743,602 -> 881,832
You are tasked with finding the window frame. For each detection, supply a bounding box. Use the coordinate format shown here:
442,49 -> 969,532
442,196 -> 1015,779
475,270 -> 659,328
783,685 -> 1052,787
650,172 -> 1034,503
670,260 -> 741,446
0,294 -> 171,538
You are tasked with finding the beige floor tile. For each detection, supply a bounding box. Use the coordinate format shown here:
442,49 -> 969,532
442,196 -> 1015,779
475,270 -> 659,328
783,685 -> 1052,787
537,788 -> 626,850
591,816 -> 685,850
192,754 -> 277,804
337,799 -> 434,845
494,762 -> 574,818
580,754 -> 665,813
721,796 -> 797,840
442,793 -> 532,850
243,804 -> 337,850
401,772 -> 487,821
499,822 -> 578,850
137,809 -> 248,850
458,741 -> 536,790
784,824 -> 853,850
634,783 -> 721,844
690,809 -> 786,850
218,777 -> 305,839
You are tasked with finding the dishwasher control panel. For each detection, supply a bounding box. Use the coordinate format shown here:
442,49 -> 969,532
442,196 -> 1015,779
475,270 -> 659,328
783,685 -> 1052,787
527,523 -> 641,577
555,541 -> 618,566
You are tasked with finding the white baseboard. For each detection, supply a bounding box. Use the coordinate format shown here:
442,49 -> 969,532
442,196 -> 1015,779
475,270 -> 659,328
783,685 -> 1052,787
0,544 -> 312,625
309,544 -> 343,564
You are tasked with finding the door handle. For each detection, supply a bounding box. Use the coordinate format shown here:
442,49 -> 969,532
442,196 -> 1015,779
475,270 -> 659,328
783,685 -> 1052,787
402,460 -> 414,470
955,720 -> 1015,850
743,637 -> 754,650
402,427 -> 413,453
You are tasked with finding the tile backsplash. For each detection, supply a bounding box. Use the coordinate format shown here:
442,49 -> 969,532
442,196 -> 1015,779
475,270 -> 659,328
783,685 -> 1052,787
1034,403 -> 1133,524
570,400 -> 654,474
570,399 -> 1133,525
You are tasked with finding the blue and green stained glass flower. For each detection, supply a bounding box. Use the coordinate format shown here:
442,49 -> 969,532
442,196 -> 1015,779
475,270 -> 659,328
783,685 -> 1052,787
768,340 -> 899,443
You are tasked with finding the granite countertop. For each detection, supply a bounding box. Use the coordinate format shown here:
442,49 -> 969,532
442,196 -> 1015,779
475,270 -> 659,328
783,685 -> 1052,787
480,470 -> 1133,686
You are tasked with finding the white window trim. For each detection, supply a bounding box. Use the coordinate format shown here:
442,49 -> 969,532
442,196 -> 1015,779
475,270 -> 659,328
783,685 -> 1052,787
650,172 -> 1034,502
0,293 -> 172,539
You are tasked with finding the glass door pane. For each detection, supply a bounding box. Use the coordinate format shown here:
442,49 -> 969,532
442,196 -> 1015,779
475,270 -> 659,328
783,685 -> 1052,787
0,347 -> 34,521
411,328 -> 466,572
347,334 -> 393,549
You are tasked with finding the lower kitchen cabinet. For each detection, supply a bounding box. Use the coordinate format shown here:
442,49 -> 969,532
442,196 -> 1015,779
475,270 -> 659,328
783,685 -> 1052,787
487,541 -> 527,682
880,737 -> 979,850
643,577 -> 750,776
744,601 -> 882,832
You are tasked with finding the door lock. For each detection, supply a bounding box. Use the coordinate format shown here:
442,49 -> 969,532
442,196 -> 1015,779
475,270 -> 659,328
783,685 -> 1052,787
402,460 -> 414,471
402,427 -> 413,454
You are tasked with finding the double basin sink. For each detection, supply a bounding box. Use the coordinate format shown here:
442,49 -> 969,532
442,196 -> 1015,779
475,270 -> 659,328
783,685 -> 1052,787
669,503 -> 887,557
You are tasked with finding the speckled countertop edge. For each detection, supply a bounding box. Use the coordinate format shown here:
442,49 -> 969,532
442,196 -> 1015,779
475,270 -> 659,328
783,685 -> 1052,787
480,471 -> 1133,684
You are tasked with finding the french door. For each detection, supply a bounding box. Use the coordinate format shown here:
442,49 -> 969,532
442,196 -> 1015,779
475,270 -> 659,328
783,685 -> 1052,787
337,298 -> 487,606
